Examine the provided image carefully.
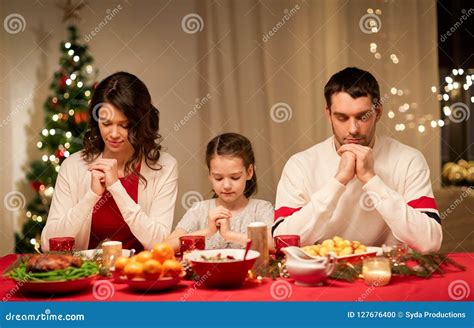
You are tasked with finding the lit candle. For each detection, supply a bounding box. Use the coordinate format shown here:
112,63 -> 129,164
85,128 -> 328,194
362,257 -> 391,286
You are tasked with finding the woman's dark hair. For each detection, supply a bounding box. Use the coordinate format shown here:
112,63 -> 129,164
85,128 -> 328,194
82,71 -> 162,185
205,133 -> 257,198
324,67 -> 381,109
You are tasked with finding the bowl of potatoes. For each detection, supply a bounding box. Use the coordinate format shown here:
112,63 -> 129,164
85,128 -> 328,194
301,236 -> 382,263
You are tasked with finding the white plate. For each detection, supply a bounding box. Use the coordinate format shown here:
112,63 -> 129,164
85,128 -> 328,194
333,246 -> 383,263
75,249 -> 133,259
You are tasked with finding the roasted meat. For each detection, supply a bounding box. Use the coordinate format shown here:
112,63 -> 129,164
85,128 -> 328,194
26,254 -> 83,272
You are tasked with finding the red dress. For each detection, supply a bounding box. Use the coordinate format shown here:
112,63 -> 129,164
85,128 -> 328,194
88,166 -> 144,252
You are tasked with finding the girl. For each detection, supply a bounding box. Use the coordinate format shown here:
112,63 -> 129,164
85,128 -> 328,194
166,133 -> 274,250
41,72 -> 178,252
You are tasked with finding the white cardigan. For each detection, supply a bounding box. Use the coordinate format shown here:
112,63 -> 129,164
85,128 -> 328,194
41,151 -> 178,251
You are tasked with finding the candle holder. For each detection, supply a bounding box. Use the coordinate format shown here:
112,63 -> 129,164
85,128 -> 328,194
362,256 -> 391,286
102,241 -> 122,269
382,243 -> 409,265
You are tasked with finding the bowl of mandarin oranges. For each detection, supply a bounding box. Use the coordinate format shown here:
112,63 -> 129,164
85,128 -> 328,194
112,242 -> 184,292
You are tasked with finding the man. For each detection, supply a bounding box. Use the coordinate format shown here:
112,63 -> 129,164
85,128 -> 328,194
273,67 -> 442,253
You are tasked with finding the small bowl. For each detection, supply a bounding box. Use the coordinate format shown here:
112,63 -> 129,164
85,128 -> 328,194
184,249 -> 260,289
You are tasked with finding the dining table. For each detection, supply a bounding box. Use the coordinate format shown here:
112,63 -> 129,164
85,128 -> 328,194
1,252 -> 473,302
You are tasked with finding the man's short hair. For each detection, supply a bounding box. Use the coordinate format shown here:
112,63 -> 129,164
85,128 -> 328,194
324,67 -> 381,109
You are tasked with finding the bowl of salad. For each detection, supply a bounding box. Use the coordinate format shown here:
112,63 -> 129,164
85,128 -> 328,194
184,249 -> 260,289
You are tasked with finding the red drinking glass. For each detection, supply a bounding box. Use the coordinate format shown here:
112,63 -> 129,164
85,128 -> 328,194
49,237 -> 75,252
179,235 -> 205,254
274,234 -> 301,258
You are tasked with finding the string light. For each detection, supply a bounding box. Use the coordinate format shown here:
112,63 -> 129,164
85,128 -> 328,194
52,114 -> 58,121
68,49 -> 74,56
42,155 -> 48,162
77,81 -> 83,88
69,109 -> 75,116
42,129 -> 49,136
49,129 -> 56,135
73,55 -> 80,62
443,106 -> 451,116
390,54 -> 399,64
64,93 -> 69,99
65,42 -> 71,49
36,141 -> 42,148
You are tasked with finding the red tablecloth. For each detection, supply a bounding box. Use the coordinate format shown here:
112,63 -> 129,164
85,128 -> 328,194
1,253 -> 473,302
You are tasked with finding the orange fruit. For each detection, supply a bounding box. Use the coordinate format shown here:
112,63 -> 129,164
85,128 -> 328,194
135,250 -> 154,263
114,256 -> 130,273
152,243 -> 174,263
123,261 -> 144,279
162,259 -> 182,278
143,259 -> 163,280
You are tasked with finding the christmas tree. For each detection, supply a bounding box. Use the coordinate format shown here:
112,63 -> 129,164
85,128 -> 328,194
15,23 -> 97,253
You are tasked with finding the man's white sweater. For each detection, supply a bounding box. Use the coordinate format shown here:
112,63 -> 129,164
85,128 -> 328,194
273,135 -> 442,253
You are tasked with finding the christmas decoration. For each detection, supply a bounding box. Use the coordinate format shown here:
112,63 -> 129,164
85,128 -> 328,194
263,250 -> 466,283
442,160 -> 474,186
15,5 -> 97,253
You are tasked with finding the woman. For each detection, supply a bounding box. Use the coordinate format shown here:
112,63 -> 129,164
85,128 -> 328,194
41,72 -> 178,252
